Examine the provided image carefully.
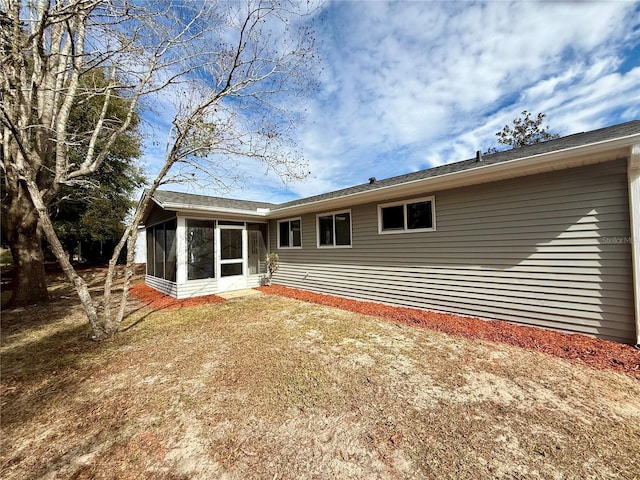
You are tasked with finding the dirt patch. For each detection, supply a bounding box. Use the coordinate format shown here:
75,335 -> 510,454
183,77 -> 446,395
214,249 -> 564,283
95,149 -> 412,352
257,285 -> 640,379
2,274 -> 640,479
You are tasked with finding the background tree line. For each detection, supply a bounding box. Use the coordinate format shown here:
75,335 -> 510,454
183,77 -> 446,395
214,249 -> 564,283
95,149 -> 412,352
1,0 -> 559,340
1,0 -> 317,339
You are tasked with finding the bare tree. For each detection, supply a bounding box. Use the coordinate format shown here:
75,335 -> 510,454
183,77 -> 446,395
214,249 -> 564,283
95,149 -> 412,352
1,0 -> 317,338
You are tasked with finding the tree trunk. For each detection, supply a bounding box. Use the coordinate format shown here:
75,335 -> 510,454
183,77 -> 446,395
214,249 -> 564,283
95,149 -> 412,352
2,197 -> 49,307
22,176 -> 106,339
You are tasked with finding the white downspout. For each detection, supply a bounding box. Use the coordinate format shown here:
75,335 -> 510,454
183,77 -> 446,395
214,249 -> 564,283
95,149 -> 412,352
628,144 -> 640,346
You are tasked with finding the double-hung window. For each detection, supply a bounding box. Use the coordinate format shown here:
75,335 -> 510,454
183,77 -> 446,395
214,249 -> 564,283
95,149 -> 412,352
317,210 -> 351,247
278,218 -> 302,248
378,196 -> 435,233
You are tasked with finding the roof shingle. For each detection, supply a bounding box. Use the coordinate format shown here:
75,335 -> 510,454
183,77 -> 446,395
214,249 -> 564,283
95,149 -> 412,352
273,120 -> 640,210
151,120 -> 640,212
152,190 -> 276,211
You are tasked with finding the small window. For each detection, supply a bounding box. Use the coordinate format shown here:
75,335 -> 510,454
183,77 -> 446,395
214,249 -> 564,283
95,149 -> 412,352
318,215 -> 333,246
317,210 -> 351,247
278,218 -> 302,248
381,205 -> 404,231
378,196 -> 435,234
221,263 -> 243,277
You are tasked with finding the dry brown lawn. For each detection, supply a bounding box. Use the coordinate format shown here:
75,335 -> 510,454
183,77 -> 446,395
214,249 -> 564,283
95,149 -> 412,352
2,275 -> 640,479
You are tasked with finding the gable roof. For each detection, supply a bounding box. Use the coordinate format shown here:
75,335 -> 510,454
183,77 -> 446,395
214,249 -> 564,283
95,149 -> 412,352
152,190 -> 275,212
274,120 -> 640,210
147,120 -> 640,219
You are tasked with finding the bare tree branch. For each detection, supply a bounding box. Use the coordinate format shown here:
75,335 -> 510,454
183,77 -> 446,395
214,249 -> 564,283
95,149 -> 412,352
2,0 -> 319,338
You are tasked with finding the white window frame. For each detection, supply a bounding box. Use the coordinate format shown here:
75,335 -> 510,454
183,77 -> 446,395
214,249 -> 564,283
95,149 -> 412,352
277,217 -> 302,249
218,223 -> 246,279
316,209 -> 352,248
377,196 -> 436,234
184,217 -> 216,282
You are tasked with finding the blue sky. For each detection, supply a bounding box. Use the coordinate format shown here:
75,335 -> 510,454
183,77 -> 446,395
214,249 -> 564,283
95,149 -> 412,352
142,0 -> 640,203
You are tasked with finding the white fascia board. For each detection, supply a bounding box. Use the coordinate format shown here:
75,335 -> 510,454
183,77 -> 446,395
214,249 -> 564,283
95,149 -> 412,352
270,133 -> 639,218
161,202 -> 269,219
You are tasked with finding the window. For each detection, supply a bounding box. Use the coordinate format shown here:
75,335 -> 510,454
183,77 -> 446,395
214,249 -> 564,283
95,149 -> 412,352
146,218 -> 177,281
278,218 -> 302,248
317,210 -> 351,247
381,205 -> 404,230
165,221 -> 177,282
146,227 -> 154,276
221,263 -> 243,277
378,196 -> 435,233
187,219 -> 215,280
154,223 -> 165,278
220,228 -> 243,260
220,227 -> 244,277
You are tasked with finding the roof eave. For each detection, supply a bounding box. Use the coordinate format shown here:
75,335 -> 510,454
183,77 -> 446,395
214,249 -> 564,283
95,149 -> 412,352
160,202 -> 270,219
269,133 -> 639,217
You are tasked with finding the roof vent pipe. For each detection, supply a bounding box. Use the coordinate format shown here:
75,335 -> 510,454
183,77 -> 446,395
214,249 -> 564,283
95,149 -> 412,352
476,150 -> 482,162
369,177 -> 376,185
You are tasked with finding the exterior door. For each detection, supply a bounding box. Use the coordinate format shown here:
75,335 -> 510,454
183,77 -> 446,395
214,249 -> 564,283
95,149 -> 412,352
218,225 -> 247,291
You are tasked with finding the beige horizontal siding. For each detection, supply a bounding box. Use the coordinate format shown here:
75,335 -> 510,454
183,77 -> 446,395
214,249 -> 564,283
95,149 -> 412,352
145,204 -> 176,227
145,275 -> 177,297
176,279 -> 219,299
246,274 -> 263,288
270,159 -> 634,343
175,275 -> 262,297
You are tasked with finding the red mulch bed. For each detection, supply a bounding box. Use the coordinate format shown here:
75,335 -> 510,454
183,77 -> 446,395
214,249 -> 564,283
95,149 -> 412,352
256,285 -> 640,380
129,284 -> 225,310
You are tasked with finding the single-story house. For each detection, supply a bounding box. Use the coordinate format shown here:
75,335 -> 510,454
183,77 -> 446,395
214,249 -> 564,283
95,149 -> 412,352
140,120 -> 640,344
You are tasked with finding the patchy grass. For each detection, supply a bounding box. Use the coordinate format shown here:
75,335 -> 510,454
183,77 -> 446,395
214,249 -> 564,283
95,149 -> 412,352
2,279 -> 640,479
258,285 -> 640,379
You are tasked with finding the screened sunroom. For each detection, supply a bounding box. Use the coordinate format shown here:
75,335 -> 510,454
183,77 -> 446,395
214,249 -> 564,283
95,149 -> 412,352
142,191 -> 271,298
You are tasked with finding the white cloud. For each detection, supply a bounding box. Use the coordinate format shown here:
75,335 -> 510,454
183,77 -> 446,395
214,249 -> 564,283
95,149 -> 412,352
272,0 -> 639,200
142,0 -> 640,204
